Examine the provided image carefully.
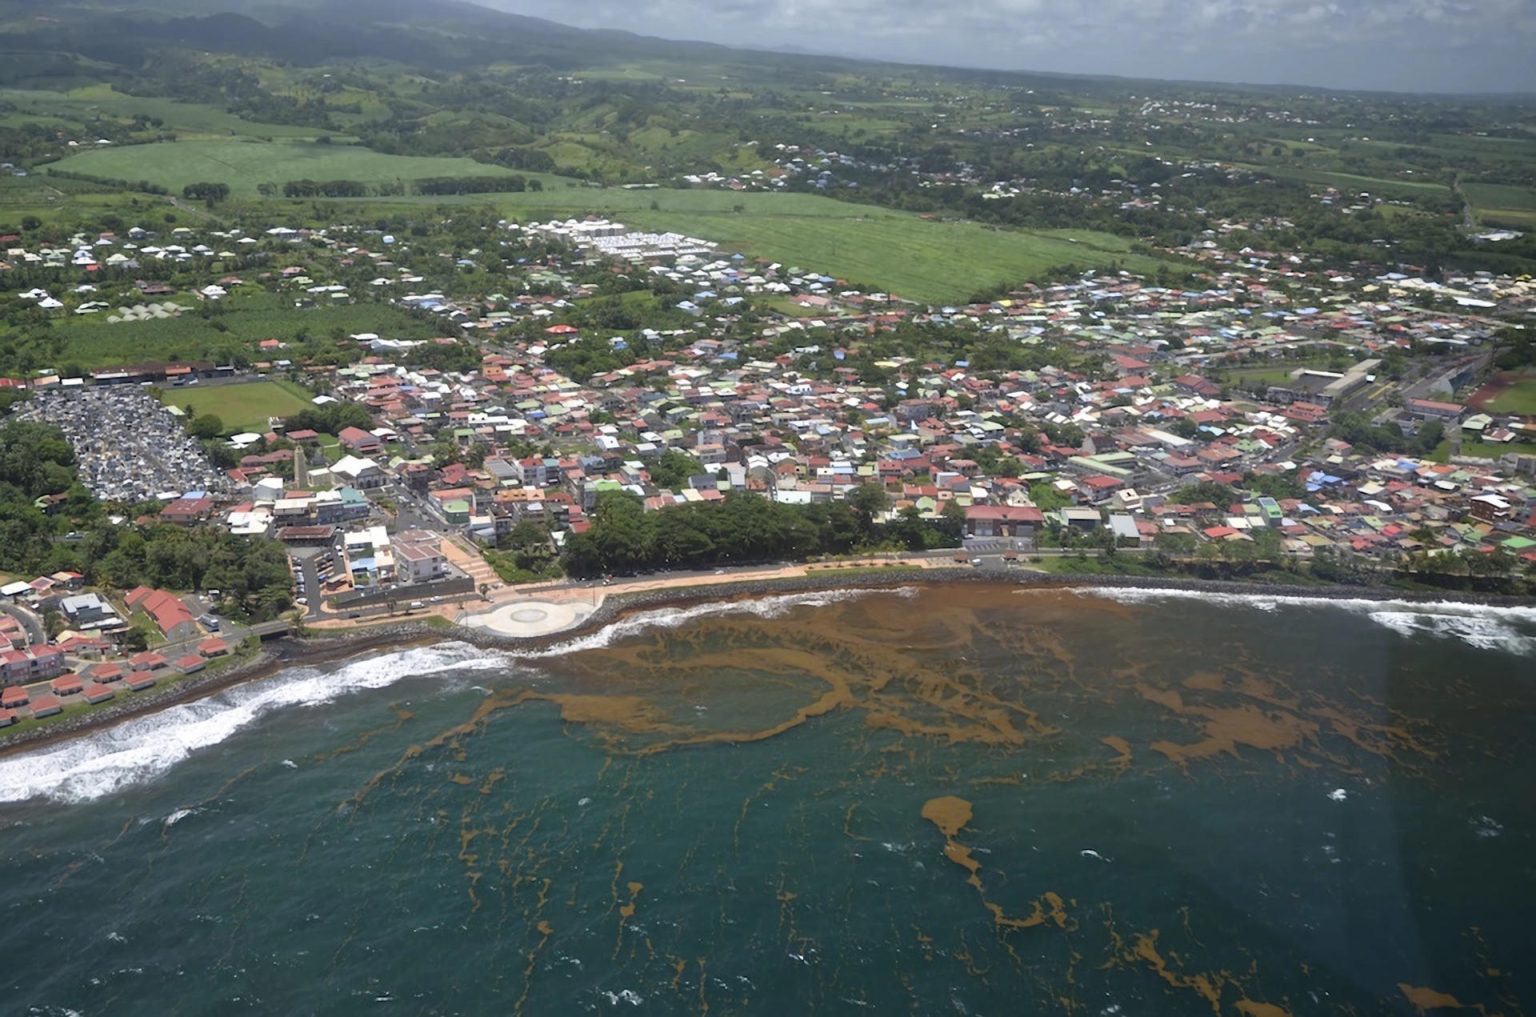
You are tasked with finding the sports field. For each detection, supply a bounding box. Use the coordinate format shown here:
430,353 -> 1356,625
1430,438 -> 1536,463
159,380 -> 315,434
48,139 -> 540,198
1486,377 -> 1536,415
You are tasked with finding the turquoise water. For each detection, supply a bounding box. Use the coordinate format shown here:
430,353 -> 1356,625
0,585 -> 1532,1015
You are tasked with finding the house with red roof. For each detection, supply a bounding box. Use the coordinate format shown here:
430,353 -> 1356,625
965,504 -> 1046,542
82,684 -> 115,705
89,663 -> 124,683
338,426 -> 383,455
124,587 -> 200,641
29,694 -> 61,719
51,674 -> 84,697
161,495 -> 215,525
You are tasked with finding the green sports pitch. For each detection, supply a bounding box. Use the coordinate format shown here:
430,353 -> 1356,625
159,380 -> 315,434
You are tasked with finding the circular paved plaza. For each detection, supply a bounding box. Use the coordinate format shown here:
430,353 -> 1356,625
463,599 -> 593,638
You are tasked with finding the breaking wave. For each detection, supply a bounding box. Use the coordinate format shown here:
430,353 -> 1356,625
0,643 -> 513,805
535,587 -> 911,656
1068,587 -> 1536,655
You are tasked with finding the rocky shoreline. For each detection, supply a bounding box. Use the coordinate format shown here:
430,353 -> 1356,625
1,568 -> 1528,758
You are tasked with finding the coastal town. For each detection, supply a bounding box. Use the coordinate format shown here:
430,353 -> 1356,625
3,1 -> 1536,1011
1,202 -> 1534,736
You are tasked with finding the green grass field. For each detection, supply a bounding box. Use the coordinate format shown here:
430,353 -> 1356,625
1220,366 -> 1303,386
47,139 -> 541,198
625,211 -> 1171,304
0,291 -> 441,370
1429,437 -> 1536,463
1258,165 -> 1452,200
1216,358 -> 1334,386
312,188 -> 1167,303
1486,377 -> 1536,416
159,380 -> 315,433
1464,182 -> 1536,229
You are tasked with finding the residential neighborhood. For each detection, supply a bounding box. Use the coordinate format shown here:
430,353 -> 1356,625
2,204 -> 1535,731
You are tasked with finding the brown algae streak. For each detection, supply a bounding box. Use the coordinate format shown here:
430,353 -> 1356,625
920,795 -> 974,838
1234,1001 -> 1293,1017
1398,983 -> 1503,1015
921,795 -> 1069,932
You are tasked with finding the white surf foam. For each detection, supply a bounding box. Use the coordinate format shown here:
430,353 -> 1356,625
600,989 -> 645,1006
0,642 -> 512,805
534,587 -> 907,656
1068,587 -> 1536,655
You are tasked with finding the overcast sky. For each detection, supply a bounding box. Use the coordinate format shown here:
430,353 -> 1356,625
491,0 -> 1536,94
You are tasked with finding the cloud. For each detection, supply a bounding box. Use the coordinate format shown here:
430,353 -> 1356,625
491,0 -> 1536,92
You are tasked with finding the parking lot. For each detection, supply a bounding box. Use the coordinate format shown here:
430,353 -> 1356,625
290,546 -> 341,618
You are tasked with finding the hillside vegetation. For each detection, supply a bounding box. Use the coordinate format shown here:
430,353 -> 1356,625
0,0 -> 1532,289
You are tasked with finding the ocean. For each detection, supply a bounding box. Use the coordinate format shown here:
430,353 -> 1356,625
0,584 -> 1531,1016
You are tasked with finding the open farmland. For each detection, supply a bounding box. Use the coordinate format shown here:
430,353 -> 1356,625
626,210 -> 1172,304
1258,165 -> 1453,200
159,380 -> 315,433
1464,182 -> 1536,228
309,188 -> 1163,303
330,187 -> 911,221
46,139 -> 542,198
0,86 -> 333,140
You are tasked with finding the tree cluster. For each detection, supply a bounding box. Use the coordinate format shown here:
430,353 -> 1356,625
1328,412 -> 1444,456
282,401 -> 375,436
414,175 -> 540,195
282,179 -> 370,198
183,181 -> 230,203
562,487 -> 959,577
